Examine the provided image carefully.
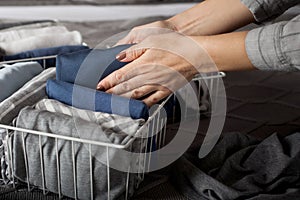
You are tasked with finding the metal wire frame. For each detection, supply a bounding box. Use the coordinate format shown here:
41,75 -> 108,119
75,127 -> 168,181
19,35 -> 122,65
0,56 -> 225,199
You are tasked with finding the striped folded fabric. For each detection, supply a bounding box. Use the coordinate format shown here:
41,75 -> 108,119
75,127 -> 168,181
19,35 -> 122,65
35,98 -> 144,139
0,67 -> 55,125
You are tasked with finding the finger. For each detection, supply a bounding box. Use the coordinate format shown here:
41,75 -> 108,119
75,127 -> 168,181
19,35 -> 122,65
143,90 -> 171,107
105,73 -> 146,95
97,69 -> 125,91
116,46 -> 147,62
119,85 -> 159,99
97,59 -> 144,91
106,80 -> 134,95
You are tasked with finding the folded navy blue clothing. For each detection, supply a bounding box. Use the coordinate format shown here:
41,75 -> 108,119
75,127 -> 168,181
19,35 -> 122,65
3,45 -> 89,68
56,44 -> 132,88
46,79 -> 149,120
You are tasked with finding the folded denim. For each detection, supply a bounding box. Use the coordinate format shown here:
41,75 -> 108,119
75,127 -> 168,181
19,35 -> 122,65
0,31 -> 82,56
46,79 -> 149,120
0,68 -> 55,125
0,26 -> 69,42
56,44 -> 132,88
3,45 -> 89,68
55,44 -> 210,117
0,20 -> 56,31
0,62 -> 43,102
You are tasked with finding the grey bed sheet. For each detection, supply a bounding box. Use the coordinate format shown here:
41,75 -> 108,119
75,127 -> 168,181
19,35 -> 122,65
12,107 -> 144,200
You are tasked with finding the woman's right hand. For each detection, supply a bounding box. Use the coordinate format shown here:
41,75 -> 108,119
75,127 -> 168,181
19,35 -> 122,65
115,20 -> 177,45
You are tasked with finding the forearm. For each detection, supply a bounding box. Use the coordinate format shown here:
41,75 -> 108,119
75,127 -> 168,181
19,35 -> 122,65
167,0 -> 255,36
192,31 -> 256,72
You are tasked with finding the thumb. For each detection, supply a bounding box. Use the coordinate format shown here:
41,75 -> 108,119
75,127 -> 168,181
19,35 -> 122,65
116,45 -> 147,62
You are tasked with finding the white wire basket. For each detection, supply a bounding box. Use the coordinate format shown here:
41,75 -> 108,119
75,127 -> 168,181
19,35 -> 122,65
0,56 -> 225,200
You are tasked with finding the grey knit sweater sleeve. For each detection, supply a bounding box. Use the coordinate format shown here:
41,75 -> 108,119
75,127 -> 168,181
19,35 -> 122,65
241,0 -> 300,71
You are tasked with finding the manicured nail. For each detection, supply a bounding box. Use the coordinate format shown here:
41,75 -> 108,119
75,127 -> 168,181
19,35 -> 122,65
96,84 -> 103,90
116,52 -> 126,61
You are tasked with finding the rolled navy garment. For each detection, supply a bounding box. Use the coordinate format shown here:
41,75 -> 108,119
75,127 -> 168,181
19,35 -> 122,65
46,79 -> 149,120
3,45 -> 89,68
0,31 -> 82,56
56,44 -> 132,88
0,61 -> 43,102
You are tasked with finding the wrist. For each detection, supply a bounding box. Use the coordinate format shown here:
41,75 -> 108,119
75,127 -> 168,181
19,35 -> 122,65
164,18 -> 179,32
192,32 -> 255,72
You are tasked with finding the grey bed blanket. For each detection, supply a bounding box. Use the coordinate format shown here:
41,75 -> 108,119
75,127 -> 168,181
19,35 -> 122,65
12,107 -> 145,200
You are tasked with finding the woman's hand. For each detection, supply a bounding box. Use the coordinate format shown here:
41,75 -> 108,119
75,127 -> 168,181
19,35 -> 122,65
97,33 -> 212,107
115,20 -> 177,45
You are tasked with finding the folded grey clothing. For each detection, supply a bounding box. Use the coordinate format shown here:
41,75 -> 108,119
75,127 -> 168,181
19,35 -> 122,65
0,31 -> 82,56
0,61 -> 43,102
171,132 -> 300,200
35,99 -> 145,143
0,68 -> 55,125
0,25 -> 69,42
13,107 -> 143,200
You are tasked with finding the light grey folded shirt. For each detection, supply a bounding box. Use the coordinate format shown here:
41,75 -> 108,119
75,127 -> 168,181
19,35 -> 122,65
0,61 -> 43,102
0,31 -> 82,56
0,67 -> 55,125
240,0 -> 300,71
0,25 -> 69,42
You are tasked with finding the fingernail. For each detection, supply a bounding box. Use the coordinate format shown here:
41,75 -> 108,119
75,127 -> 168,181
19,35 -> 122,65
116,52 -> 126,61
96,84 -> 103,90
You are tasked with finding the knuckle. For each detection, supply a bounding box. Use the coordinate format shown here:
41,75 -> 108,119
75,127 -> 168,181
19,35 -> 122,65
122,82 -> 131,91
151,97 -> 158,103
115,71 -> 124,81
133,90 -> 140,97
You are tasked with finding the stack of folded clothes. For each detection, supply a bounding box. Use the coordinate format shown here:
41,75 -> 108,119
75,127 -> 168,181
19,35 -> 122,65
0,20 -> 89,123
0,20 -> 90,187
0,20 -> 209,199
9,45 -> 149,199
0,20 -> 83,57
0,23 -> 149,198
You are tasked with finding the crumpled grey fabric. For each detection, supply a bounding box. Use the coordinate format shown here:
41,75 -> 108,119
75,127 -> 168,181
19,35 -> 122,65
171,132 -> 300,200
12,107 -> 145,200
